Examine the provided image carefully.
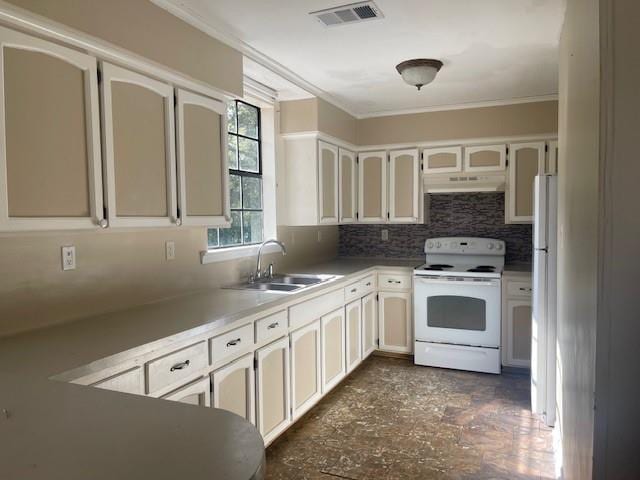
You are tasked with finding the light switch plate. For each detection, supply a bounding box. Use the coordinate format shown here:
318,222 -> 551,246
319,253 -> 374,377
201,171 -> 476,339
165,241 -> 176,260
61,246 -> 76,271
381,229 -> 389,241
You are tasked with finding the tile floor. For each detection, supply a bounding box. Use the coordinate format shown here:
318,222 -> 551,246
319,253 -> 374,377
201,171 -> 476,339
265,355 -> 556,480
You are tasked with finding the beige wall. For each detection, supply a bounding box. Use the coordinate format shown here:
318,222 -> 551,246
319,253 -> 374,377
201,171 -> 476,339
0,225 -> 338,337
5,0 -> 243,96
317,98 -> 358,145
357,101 -> 558,145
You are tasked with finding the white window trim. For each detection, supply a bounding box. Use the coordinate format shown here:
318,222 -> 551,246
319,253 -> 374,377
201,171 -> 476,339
200,94 -> 277,264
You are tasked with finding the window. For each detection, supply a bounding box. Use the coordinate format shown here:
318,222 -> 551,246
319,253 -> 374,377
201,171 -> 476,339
208,100 -> 263,248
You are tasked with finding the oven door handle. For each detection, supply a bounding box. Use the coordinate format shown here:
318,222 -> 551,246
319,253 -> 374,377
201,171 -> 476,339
414,277 -> 499,287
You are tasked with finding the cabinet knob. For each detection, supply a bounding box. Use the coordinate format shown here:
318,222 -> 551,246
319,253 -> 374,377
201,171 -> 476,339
175,218 -> 182,226
98,219 -> 108,229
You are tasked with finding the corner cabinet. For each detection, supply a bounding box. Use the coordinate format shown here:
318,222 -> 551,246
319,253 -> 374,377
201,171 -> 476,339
0,26 -> 105,231
338,148 -> 357,223
100,62 -> 179,227
379,290 -> 412,354
176,89 -> 230,227
358,150 -> 387,223
388,149 -> 420,222
290,320 -> 322,419
211,353 -> 255,425
506,142 -> 545,223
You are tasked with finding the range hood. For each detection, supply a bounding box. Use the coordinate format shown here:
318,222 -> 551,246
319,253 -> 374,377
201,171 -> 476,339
424,173 -> 506,193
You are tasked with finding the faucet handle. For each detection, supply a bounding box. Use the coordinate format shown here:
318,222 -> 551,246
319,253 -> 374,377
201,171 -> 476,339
263,263 -> 274,279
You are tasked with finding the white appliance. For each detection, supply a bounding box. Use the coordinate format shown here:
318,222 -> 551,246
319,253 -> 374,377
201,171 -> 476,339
413,237 -> 505,374
423,172 -> 506,193
531,175 -> 558,427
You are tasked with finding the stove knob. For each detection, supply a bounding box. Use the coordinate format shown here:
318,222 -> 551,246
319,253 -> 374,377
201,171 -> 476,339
496,243 -> 503,250
426,241 -> 434,249
487,242 -> 494,250
436,241 -> 442,248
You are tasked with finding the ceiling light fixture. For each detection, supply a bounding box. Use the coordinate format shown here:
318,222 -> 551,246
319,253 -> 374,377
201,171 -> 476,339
395,59 -> 443,90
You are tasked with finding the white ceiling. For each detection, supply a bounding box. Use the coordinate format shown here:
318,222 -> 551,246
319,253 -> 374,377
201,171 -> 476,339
158,0 -> 565,117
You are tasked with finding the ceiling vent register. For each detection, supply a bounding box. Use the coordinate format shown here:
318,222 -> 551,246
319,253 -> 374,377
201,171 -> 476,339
310,1 -> 384,27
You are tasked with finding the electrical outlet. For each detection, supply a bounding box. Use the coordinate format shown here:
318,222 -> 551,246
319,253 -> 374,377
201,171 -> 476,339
317,230 -> 322,242
381,229 -> 389,241
61,246 -> 76,271
165,241 -> 175,260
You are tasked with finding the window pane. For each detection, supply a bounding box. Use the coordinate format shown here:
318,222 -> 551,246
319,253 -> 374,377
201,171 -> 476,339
242,211 -> 263,244
239,137 -> 259,172
227,135 -> 238,170
207,228 -> 219,248
242,176 -> 262,209
220,211 -> 242,246
237,102 -> 258,138
227,102 -> 237,133
230,174 -> 242,209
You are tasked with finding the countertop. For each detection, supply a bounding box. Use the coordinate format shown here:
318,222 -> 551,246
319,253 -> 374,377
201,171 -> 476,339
0,257 -> 417,480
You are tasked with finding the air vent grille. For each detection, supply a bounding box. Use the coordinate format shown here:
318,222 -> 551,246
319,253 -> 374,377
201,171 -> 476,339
310,1 -> 384,27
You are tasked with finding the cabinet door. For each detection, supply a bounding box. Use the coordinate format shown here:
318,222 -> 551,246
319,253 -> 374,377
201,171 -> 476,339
464,144 -> 506,172
546,140 -> 558,175
507,142 -> 545,223
162,377 -> 211,407
290,320 -> 322,419
176,89 -> 230,227
361,293 -> 378,359
211,353 -> 255,425
321,308 -> 346,393
422,146 -> 462,174
256,336 -> 290,445
379,291 -> 412,353
318,141 -> 338,224
338,148 -> 357,223
345,300 -> 362,373
0,26 -> 104,231
90,367 -> 144,395
504,299 -> 532,368
100,62 -> 178,227
358,150 -> 387,222
389,149 -> 419,223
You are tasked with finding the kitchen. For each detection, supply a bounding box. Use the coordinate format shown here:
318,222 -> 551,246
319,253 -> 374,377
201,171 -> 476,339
1,1 -> 638,480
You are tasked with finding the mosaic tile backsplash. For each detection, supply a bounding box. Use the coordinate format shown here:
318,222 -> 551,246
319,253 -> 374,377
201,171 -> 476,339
339,193 -> 532,264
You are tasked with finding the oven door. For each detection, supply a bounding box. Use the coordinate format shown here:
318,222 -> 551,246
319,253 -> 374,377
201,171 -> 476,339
414,276 -> 501,348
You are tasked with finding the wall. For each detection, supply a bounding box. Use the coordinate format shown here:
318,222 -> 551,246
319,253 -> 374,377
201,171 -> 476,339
555,0 -> 600,478
339,193 -> 531,264
317,98 -> 358,145
357,101 -> 558,146
4,0 -> 243,96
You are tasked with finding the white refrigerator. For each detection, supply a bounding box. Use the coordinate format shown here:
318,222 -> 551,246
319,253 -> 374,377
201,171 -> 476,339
531,174 -> 557,427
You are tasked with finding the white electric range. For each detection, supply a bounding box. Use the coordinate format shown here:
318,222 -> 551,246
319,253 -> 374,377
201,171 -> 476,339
413,237 -> 505,374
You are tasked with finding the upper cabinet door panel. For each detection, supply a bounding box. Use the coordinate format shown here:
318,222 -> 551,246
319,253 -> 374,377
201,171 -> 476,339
423,146 -> 462,174
389,149 -> 419,223
546,140 -> 558,175
176,89 -> 229,227
464,144 -> 506,172
100,62 -> 177,227
338,148 -> 357,223
507,142 -> 545,223
318,141 -> 338,224
358,151 -> 387,223
0,26 -> 104,231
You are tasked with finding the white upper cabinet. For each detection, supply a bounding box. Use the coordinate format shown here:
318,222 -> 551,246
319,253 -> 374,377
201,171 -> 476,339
0,26 -> 104,231
464,144 -> 507,172
358,150 -> 387,223
422,146 -> 462,174
176,89 -> 230,227
506,142 -> 545,223
546,140 -> 558,175
100,62 -> 178,228
318,141 -> 339,224
338,148 -> 357,223
388,148 -> 420,223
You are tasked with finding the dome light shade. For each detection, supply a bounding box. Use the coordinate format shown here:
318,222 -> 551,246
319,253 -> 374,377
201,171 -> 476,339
396,59 -> 443,90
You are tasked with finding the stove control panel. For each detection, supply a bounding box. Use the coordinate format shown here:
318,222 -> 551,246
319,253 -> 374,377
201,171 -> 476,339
424,237 -> 505,255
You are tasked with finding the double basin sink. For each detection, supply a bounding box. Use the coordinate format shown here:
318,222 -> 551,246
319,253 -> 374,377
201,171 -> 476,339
226,273 -> 336,294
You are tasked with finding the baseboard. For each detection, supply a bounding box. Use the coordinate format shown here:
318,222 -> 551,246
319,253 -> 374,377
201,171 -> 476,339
372,350 -> 413,360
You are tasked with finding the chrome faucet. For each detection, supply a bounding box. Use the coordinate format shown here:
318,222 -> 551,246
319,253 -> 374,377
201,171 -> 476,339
253,239 -> 287,281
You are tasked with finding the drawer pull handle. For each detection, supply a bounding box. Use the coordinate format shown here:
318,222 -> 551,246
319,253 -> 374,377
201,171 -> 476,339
267,322 -> 279,329
350,288 -> 357,293
519,287 -> 532,292
170,360 -> 190,372
388,280 -> 401,284
226,338 -> 241,347
366,282 -> 371,286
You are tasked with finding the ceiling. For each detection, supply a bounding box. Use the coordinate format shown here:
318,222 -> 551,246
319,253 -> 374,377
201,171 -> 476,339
158,0 -> 565,117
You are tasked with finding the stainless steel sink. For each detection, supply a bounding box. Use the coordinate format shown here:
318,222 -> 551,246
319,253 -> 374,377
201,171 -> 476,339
225,273 -> 335,294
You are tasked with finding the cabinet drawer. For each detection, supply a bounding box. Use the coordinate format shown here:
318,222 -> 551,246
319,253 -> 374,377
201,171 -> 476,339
289,289 -> 345,330
378,273 -> 411,291
90,367 -> 144,395
145,341 -> 207,394
359,274 -> 377,296
255,310 -> 288,343
344,281 -> 362,303
507,281 -> 532,297
211,323 -> 253,365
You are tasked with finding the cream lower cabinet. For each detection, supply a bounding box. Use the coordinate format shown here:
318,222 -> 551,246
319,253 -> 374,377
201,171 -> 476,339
90,367 -> 144,395
379,291 -> 412,353
321,308 -> 346,393
502,275 -> 533,368
290,320 -> 322,419
256,336 -> 291,445
211,353 -> 255,425
345,300 -> 363,373
161,377 -> 211,407
361,293 -> 378,359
